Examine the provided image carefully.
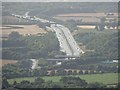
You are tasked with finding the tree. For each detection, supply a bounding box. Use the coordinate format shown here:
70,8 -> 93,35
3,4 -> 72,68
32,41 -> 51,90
60,76 -> 87,88
98,17 -> 106,31
66,70 -> 72,75
50,70 -> 55,76
99,23 -> 105,31
13,81 -> 17,85
9,31 -> 22,40
84,70 -> 89,74
34,77 -> 45,85
32,69 -> 40,76
40,68 -> 48,76
73,70 -> 78,75
15,80 -> 32,88
20,80 -> 31,87
43,80 -> 53,88
56,69 -> 67,76
87,82 -> 106,88
79,71 -> 83,74
18,60 -> 32,70
2,77 -> 9,89
89,71 -> 95,74
52,84 -> 61,88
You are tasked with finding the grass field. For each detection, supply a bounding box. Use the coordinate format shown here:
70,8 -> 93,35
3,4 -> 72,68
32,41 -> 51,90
8,73 -> 118,85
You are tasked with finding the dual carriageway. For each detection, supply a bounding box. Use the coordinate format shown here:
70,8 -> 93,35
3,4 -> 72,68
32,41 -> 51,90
11,12 -> 84,59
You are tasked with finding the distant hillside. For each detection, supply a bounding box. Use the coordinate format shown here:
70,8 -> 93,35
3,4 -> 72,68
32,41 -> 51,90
2,2 -> 118,17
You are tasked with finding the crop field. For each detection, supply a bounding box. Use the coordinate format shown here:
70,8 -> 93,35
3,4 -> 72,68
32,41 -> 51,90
0,59 -> 17,67
54,13 -> 117,22
57,13 -> 118,17
0,25 -> 47,38
8,73 -> 118,85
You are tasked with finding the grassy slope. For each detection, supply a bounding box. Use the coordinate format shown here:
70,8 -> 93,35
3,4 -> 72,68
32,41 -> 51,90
8,73 -> 118,85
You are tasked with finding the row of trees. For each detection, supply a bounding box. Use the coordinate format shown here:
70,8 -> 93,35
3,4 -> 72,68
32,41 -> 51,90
49,70 -> 97,76
61,63 -> 118,73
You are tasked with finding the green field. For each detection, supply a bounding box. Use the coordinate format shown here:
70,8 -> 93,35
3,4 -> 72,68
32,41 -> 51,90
8,73 -> 119,85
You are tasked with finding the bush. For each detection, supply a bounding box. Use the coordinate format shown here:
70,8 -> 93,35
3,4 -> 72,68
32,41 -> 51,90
60,76 -> 87,88
87,82 -> 106,88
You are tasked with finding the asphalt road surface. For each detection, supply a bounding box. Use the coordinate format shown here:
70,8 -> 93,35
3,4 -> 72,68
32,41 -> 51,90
51,24 -> 84,56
